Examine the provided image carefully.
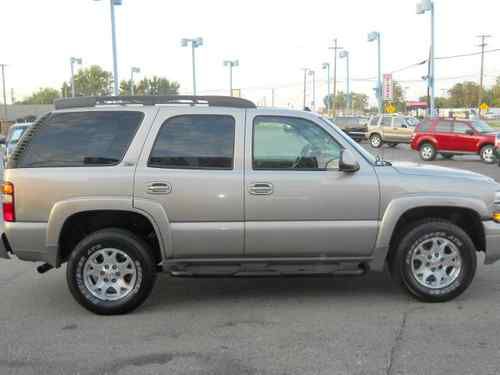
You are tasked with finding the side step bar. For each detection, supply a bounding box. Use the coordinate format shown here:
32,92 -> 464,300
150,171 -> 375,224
164,257 -> 370,277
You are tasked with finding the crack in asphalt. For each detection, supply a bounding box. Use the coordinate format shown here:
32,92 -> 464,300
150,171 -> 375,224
386,310 -> 409,375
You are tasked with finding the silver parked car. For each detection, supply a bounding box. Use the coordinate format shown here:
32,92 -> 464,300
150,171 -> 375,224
1,96 -> 500,315
4,122 -> 33,162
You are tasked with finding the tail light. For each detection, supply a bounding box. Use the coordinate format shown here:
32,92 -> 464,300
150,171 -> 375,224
495,134 -> 500,149
3,182 -> 15,222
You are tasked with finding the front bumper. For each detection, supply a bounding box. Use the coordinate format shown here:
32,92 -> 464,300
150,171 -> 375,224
0,233 -> 12,259
484,221 -> 500,264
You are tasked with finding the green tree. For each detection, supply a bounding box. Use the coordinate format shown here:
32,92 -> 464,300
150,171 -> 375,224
120,76 -> 180,96
63,65 -> 113,97
323,91 -> 367,113
447,81 -> 483,108
490,76 -> 500,107
392,81 -> 406,112
20,88 -> 60,104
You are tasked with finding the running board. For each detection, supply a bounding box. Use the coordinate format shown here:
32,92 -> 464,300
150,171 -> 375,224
164,258 -> 369,277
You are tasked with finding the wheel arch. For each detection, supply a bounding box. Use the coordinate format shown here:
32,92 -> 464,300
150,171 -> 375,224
46,198 -> 171,267
370,196 -> 488,271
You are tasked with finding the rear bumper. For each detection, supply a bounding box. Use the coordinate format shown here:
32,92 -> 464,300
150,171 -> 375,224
483,220 -> 500,264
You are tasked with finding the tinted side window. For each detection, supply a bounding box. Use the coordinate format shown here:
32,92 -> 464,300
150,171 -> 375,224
381,117 -> 392,127
149,115 -> 235,170
453,122 -> 470,134
253,116 -> 341,170
435,121 -> 452,133
19,111 -> 143,168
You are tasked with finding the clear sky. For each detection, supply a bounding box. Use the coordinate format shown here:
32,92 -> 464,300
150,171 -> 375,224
1,0 -> 499,108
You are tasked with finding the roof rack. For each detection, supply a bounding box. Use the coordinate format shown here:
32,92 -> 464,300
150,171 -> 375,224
54,95 -> 256,110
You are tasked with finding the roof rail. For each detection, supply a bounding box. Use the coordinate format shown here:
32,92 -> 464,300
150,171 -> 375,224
54,95 -> 256,110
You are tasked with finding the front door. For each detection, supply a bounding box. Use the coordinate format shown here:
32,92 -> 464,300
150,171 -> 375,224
244,111 -> 380,258
134,107 -> 245,258
451,122 -> 477,152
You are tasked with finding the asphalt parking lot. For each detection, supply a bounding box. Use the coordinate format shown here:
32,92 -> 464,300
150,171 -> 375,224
1,144 -> 500,375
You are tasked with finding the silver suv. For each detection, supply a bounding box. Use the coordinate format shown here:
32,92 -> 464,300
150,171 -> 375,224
1,96 -> 500,315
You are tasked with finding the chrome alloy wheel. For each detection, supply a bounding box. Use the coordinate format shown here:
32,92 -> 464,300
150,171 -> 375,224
410,237 -> 462,289
83,248 -> 138,301
370,135 -> 382,147
421,145 -> 434,160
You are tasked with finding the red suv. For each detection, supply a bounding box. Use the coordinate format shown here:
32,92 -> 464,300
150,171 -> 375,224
410,118 -> 498,163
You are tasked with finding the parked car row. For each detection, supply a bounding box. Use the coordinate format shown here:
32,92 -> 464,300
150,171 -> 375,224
329,116 -> 368,142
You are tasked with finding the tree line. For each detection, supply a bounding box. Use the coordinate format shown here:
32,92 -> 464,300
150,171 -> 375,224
324,76 -> 500,113
19,65 -> 180,104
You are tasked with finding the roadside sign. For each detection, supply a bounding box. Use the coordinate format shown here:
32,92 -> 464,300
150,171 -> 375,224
480,102 -> 489,112
385,103 -> 396,113
383,74 -> 393,101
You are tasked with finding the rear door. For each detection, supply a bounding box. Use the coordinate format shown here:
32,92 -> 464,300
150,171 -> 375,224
433,120 -> 454,151
452,122 -> 477,152
393,117 -> 413,142
133,107 -> 245,258
381,116 -> 396,141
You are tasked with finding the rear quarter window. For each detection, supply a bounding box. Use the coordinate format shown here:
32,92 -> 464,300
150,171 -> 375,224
416,120 -> 432,132
17,111 -> 144,168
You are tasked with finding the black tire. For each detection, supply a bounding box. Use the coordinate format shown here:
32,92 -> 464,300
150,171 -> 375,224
389,219 -> 477,302
66,228 -> 157,315
419,142 -> 436,161
369,133 -> 383,148
441,154 -> 453,159
480,144 -> 495,164
388,143 -> 398,148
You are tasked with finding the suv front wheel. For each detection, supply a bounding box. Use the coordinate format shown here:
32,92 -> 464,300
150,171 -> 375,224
480,144 -> 495,164
66,228 -> 157,315
389,220 -> 476,302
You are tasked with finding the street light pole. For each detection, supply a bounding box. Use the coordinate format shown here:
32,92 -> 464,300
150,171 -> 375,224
94,0 -> 122,96
109,0 -> 119,96
322,63 -> 331,114
223,60 -> 239,96
368,32 -> 382,114
1,64 -> 7,123
329,39 -> 343,117
182,38 -> 204,96
417,0 -> 435,116
340,51 -> 351,115
130,67 -> 140,95
70,57 -> 82,97
302,68 -> 308,109
308,70 -> 316,111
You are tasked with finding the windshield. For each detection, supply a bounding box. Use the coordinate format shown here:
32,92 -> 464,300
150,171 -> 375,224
472,120 -> 495,133
8,127 -> 27,144
319,117 -> 377,165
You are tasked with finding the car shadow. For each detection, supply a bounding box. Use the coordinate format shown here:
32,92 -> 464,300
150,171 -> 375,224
142,270 -> 405,312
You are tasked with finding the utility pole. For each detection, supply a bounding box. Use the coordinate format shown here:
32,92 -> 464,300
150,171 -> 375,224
1,64 -> 7,123
308,70 -> 316,111
329,39 -> 343,117
477,34 -> 492,110
271,88 -> 275,107
10,88 -> 15,104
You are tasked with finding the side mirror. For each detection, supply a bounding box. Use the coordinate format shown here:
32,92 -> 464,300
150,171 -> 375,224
326,149 -> 360,173
465,129 -> 474,136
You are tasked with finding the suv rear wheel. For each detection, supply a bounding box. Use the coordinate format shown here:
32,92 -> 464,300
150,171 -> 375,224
369,133 -> 383,148
419,142 -> 436,161
480,144 -> 495,164
389,220 -> 476,302
66,228 -> 157,315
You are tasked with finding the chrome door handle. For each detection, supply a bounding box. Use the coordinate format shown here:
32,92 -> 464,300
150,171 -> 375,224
248,182 -> 273,195
146,182 -> 172,194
